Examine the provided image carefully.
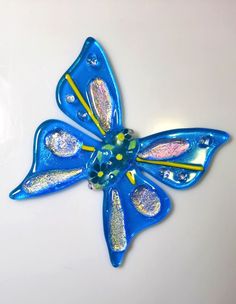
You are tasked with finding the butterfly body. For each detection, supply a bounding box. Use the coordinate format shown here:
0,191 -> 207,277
10,37 -> 229,267
88,129 -> 138,190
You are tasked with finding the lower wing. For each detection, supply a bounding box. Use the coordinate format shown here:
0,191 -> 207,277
103,168 -> 171,267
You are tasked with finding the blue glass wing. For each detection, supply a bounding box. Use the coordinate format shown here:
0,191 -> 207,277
135,128 -> 229,189
103,168 -> 171,267
56,37 -> 122,139
10,120 -> 101,200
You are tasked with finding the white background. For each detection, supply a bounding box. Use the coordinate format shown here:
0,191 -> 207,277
0,1 -> 235,303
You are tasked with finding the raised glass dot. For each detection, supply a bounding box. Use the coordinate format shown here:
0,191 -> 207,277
97,171 -> 104,178
160,168 -> 170,179
117,133 -> 125,141
109,174 -> 115,180
116,154 -> 123,161
177,171 -> 189,182
65,95 -> 75,103
87,54 -> 98,66
199,135 -> 213,148
78,111 -> 89,121
107,160 -> 113,166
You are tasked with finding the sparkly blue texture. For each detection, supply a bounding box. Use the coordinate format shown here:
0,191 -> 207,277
10,37 -> 229,267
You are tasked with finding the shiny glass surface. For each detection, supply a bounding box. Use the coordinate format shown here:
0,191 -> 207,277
10,38 -> 229,267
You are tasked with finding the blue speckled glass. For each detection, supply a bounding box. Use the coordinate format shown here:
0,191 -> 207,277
10,37 -> 229,267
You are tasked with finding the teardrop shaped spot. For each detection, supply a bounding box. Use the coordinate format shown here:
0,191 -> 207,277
110,189 -> 127,252
45,130 -> 82,157
138,140 -> 189,160
23,169 -> 82,194
89,78 -> 112,132
131,186 -> 161,216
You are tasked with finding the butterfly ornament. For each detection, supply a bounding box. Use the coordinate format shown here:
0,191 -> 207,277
10,38 -> 229,267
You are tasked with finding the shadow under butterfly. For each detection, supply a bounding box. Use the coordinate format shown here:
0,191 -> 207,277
10,37 -> 230,267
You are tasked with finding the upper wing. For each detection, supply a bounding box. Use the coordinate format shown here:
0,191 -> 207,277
103,168 -> 171,267
56,37 -> 122,139
10,120 -> 101,199
135,128 -> 229,189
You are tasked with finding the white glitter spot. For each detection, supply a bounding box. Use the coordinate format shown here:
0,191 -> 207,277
110,189 -> 127,252
45,130 -> 82,157
89,78 -> 112,132
177,171 -> 189,182
131,186 -> 161,216
199,136 -> 213,148
66,95 -> 75,103
23,169 -> 82,194
87,54 -> 98,66
160,168 -> 171,179
77,111 -> 89,121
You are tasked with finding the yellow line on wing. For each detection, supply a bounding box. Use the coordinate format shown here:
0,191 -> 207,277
82,145 -> 96,152
65,73 -> 106,136
136,157 -> 204,171
126,170 -> 136,185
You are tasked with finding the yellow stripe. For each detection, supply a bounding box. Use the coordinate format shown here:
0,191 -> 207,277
126,170 -> 136,185
82,145 -> 96,152
136,157 -> 204,171
65,73 -> 106,136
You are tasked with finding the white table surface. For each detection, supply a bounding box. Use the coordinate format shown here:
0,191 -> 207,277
0,1 -> 235,303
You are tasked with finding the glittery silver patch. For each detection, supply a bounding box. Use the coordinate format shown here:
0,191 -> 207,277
89,78 -> 112,132
131,186 -> 161,216
110,189 -> 127,252
138,140 -> 189,160
23,169 -> 82,194
45,130 -> 82,157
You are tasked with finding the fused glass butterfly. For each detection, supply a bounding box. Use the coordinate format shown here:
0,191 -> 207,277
10,37 -> 229,267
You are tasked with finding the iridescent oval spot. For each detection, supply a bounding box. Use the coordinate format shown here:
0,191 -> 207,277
45,130 -> 82,157
131,186 -> 161,216
138,139 -> 189,160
